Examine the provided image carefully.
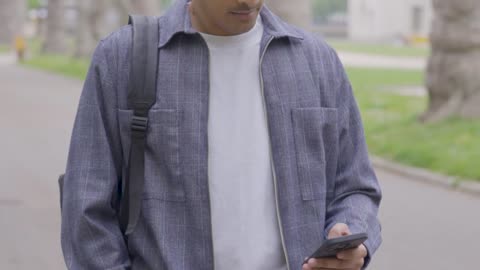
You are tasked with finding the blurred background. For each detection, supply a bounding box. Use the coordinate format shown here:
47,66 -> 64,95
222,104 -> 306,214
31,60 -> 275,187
1,0 -> 479,269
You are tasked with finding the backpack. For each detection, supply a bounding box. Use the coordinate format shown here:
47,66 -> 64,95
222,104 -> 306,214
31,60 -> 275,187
58,15 -> 160,236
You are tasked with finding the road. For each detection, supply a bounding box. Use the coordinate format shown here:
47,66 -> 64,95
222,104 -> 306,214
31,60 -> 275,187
0,56 -> 79,270
1,55 -> 479,270
369,170 -> 480,270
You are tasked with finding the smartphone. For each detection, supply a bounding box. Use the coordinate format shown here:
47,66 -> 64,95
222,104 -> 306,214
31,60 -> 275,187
303,233 -> 368,264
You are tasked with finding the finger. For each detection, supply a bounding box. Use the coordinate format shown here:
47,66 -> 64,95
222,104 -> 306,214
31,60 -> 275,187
306,268 -> 348,270
303,263 -> 358,270
309,256 -> 364,270
337,244 -> 368,261
335,252 -> 366,270
328,223 -> 351,239
306,257 -> 350,269
303,264 -> 339,270
302,264 -> 328,270
309,268 -> 355,270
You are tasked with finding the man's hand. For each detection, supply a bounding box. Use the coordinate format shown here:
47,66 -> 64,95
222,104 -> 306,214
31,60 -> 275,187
302,223 -> 367,270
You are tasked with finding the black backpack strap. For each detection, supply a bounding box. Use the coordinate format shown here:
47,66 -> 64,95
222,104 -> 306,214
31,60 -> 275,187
58,174 -> 64,210
119,15 -> 159,235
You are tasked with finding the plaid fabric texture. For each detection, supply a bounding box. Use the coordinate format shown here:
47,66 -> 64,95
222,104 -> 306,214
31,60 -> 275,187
61,0 -> 382,269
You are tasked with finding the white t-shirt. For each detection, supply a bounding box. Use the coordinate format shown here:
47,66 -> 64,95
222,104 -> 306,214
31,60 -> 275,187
201,18 -> 287,270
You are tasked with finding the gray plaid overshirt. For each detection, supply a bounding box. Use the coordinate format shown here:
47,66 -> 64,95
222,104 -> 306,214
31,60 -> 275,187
61,0 -> 382,269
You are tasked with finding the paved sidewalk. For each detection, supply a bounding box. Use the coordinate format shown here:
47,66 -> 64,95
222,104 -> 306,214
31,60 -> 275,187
0,63 -> 81,270
0,53 -> 16,66
370,169 -> 480,270
337,51 -> 426,70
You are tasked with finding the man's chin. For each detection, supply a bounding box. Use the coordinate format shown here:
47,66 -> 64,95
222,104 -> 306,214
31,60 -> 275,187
225,17 -> 258,35
227,25 -> 256,35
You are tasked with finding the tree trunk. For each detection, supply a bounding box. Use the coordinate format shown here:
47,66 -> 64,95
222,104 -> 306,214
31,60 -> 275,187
265,0 -> 312,30
113,0 -> 161,18
43,0 -> 67,54
112,0 -> 131,25
128,0 -> 161,16
74,0 -> 161,58
0,0 -> 27,45
422,0 -> 480,122
90,0 -> 110,41
74,0 -> 98,58
110,0 -> 162,32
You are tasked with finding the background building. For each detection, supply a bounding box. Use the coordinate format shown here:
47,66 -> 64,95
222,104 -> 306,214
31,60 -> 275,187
348,0 -> 432,43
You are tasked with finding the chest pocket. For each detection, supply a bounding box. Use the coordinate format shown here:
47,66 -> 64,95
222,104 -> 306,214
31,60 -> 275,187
118,108 -> 185,202
291,107 -> 338,200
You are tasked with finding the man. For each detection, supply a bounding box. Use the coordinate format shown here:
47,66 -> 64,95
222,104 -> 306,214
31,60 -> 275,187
14,35 -> 26,62
61,0 -> 382,269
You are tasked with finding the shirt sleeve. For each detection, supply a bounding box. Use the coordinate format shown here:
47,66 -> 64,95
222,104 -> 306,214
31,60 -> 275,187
323,49 -> 383,269
60,39 -> 131,270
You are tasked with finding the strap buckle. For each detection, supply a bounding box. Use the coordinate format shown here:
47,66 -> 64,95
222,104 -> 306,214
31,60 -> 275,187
131,116 -> 148,132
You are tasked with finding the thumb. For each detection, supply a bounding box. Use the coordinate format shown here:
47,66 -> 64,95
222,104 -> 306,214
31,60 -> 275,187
328,223 -> 351,239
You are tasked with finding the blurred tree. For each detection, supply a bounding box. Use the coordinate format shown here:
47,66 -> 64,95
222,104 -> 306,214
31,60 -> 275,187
161,0 -> 174,9
422,0 -> 480,122
266,0 -> 312,30
312,0 -> 347,24
28,0 -> 41,10
0,0 -> 27,45
43,0 -> 67,54
129,0 -> 161,15
113,0 -> 161,19
74,0 -> 162,57
112,0 -> 130,23
74,0 -> 108,58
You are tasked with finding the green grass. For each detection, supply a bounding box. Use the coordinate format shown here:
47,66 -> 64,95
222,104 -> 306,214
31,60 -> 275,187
348,67 -> 480,181
28,0 -> 41,9
0,44 -> 11,53
21,39 -> 90,79
330,40 -> 430,58
23,53 -> 89,79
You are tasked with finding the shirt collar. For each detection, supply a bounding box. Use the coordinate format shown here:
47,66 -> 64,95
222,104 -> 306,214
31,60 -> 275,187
158,0 -> 304,48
